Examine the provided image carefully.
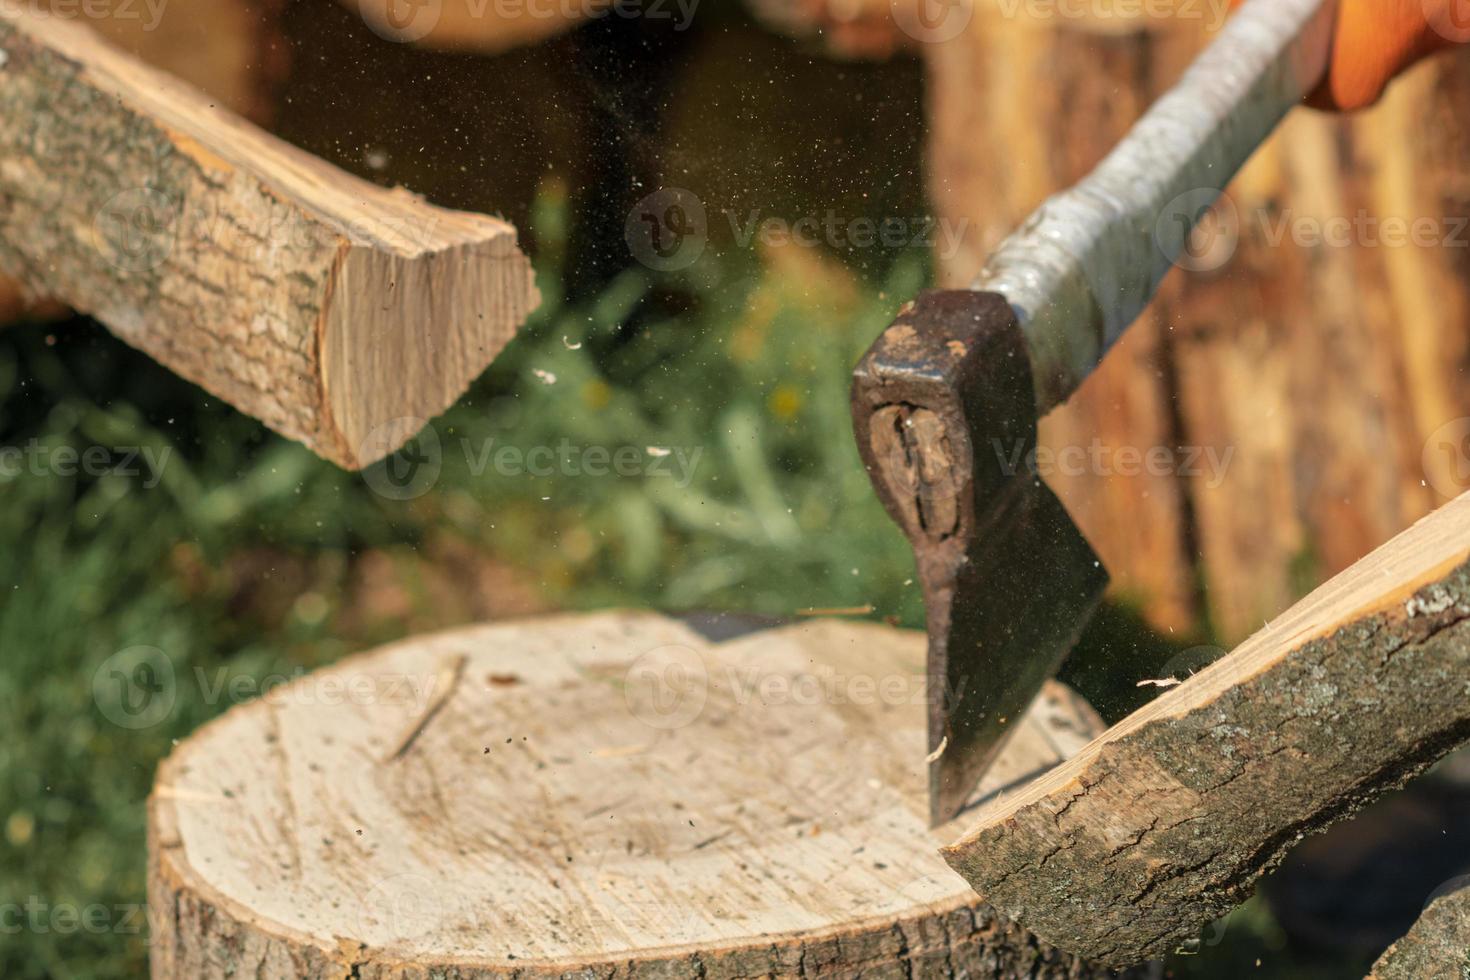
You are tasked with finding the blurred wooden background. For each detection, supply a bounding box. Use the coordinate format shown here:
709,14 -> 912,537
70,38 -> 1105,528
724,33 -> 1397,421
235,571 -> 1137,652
922,7 -> 1470,643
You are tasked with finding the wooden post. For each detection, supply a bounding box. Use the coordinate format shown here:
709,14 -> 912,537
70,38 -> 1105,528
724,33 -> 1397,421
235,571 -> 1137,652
926,9 -> 1470,642
146,611 -> 1127,978
0,8 -> 538,468
944,491 -> 1470,968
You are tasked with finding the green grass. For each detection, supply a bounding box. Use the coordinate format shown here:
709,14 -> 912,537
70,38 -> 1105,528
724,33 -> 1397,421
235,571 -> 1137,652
0,188 -> 1359,978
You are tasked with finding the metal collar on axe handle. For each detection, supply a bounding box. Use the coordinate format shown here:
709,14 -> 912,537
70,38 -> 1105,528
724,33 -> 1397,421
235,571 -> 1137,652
851,0 -> 1338,827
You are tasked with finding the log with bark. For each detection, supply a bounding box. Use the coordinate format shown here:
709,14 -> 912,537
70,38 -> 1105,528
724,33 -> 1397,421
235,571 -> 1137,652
943,491 -> 1470,968
927,9 -> 1470,642
147,611 -> 1129,978
0,0 -> 288,327
0,7 -> 538,468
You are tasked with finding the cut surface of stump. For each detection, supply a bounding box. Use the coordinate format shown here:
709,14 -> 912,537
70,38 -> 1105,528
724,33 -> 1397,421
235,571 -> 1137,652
149,611 -> 1112,978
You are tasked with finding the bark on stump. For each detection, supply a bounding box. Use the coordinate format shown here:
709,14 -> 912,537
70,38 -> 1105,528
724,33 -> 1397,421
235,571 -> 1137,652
147,611 -> 1119,978
928,10 -> 1470,642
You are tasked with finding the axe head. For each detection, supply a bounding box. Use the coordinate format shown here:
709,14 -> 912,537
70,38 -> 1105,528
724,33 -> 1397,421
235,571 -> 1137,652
852,289 -> 1108,826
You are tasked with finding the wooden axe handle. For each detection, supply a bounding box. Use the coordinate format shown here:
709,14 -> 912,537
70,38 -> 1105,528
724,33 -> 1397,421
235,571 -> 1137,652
977,0 -> 1335,412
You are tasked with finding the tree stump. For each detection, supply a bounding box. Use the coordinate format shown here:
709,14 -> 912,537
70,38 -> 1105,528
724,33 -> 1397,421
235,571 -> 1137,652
148,611 -> 1114,978
928,11 -> 1470,642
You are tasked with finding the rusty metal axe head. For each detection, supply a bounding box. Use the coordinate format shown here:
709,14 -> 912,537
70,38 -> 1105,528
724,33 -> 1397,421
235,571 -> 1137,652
852,290 -> 1106,826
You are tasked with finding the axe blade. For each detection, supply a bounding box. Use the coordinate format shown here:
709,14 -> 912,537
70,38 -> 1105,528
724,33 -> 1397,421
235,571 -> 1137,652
937,473 -> 1106,823
852,289 -> 1107,826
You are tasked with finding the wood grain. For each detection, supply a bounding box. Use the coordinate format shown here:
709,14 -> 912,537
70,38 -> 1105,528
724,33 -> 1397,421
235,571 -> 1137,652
148,611 -> 1122,978
0,7 -> 538,468
942,491 -> 1470,968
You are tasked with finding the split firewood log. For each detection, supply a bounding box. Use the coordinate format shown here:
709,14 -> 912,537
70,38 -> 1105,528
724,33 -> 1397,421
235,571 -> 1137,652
0,7 -> 538,467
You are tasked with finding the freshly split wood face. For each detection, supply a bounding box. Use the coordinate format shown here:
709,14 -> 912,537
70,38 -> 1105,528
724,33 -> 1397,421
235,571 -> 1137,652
944,491 -> 1470,967
0,7 -> 538,468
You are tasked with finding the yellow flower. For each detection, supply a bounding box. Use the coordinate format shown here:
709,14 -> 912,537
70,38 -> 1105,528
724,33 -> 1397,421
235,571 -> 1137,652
768,385 -> 803,422
6,811 -> 34,847
582,379 -> 611,410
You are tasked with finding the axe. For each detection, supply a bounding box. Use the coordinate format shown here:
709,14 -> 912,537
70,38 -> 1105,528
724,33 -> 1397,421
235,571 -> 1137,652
851,0 -> 1337,825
